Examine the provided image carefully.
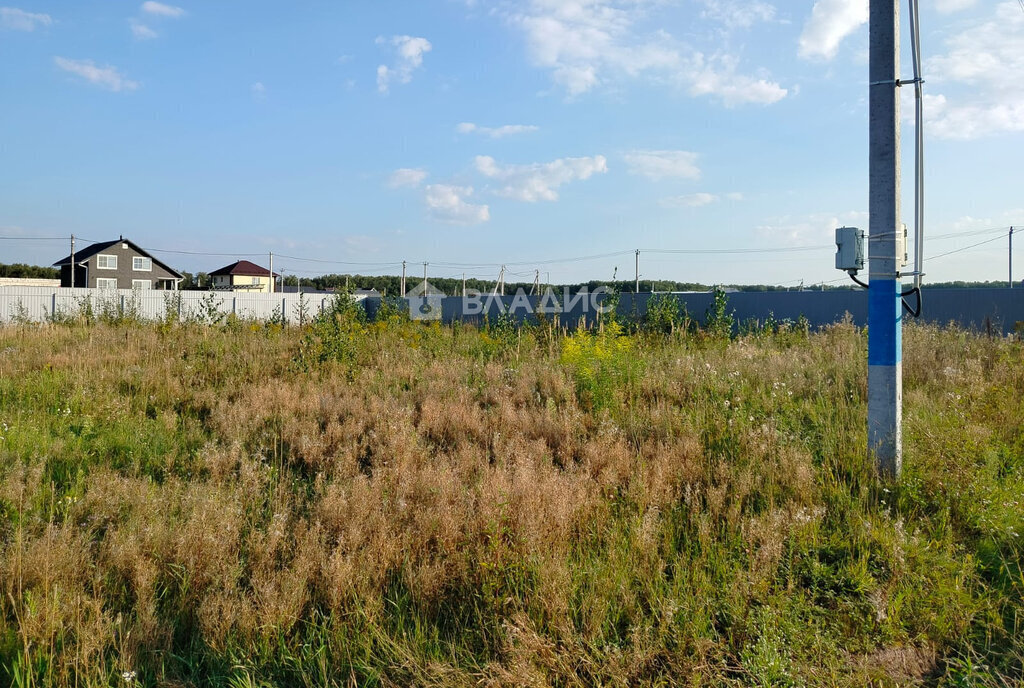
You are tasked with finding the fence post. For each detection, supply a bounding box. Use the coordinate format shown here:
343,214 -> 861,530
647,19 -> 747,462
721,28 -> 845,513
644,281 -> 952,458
52,292 -> 57,320
232,297 -> 236,315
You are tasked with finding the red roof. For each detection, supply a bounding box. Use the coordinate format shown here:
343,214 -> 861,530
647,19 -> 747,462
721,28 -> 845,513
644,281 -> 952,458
209,260 -> 279,277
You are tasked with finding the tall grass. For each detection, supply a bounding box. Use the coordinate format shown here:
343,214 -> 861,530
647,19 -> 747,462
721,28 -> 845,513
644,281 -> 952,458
0,311 -> 1021,686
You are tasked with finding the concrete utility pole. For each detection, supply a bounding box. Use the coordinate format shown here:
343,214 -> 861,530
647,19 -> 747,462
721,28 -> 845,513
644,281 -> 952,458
635,249 -> 640,294
269,252 -> 274,293
868,0 -> 903,477
1010,226 -> 1014,289
462,273 -> 466,298
70,234 -> 75,288
401,261 -> 407,297
422,262 -> 428,292
532,269 -> 539,295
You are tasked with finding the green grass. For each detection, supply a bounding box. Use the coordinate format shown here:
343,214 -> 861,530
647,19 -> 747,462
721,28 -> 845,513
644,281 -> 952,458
0,305 -> 1021,686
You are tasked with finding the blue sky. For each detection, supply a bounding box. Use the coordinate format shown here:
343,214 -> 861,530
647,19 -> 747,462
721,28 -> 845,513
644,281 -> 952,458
1,0 -> 1021,286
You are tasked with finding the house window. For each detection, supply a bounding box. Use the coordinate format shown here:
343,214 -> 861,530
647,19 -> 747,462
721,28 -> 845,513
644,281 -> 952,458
96,278 -> 118,289
251,277 -> 259,284
132,279 -> 152,290
133,257 -> 152,271
96,254 -> 117,270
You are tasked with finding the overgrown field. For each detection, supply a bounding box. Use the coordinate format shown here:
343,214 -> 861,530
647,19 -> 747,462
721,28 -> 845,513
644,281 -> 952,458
0,302 -> 1022,686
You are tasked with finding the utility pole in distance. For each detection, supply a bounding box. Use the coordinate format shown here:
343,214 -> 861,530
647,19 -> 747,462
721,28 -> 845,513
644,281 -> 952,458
1010,226 -> 1014,289
401,261 -> 407,297
634,249 -> 640,294
70,234 -> 76,288
868,0 -> 903,477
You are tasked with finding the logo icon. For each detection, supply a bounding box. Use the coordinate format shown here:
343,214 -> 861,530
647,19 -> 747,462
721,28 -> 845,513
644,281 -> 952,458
406,280 -> 445,320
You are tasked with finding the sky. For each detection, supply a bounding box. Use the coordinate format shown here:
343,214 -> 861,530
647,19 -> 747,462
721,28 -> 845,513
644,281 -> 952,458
1,0 -> 1022,287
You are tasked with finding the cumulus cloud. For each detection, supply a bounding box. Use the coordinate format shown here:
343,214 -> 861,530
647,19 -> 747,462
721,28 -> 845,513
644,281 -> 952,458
475,154 -> 608,202
0,7 -> 51,31
687,53 -> 787,105
507,0 -> 786,105
456,122 -> 539,138
661,192 -> 718,208
376,35 -> 432,93
661,191 -> 743,208
698,0 -> 776,28
935,0 -> 977,13
130,20 -> 158,40
756,210 -> 867,245
54,57 -> 139,92
623,150 -> 700,181
388,168 -> 428,188
424,184 -> 490,224
925,2 -> 1024,139
141,1 -> 185,18
797,0 -> 868,60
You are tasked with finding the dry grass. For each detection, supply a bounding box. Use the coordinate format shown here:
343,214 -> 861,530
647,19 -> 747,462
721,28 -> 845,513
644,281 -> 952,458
0,310 -> 1022,686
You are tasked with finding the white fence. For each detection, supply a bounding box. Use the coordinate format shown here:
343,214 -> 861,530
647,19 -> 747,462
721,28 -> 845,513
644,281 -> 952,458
0,287 -> 339,325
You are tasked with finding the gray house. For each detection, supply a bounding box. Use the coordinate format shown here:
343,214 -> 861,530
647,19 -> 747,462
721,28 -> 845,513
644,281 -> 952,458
53,237 -> 183,290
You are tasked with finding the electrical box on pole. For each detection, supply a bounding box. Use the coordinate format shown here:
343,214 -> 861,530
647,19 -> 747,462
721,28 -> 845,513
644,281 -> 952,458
835,227 -> 865,271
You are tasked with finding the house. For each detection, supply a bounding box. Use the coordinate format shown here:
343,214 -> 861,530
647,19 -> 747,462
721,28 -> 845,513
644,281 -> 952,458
53,237 -> 182,290
209,260 -> 278,293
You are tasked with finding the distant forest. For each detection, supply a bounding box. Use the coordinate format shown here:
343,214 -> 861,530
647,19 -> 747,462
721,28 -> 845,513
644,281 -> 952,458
0,263 -> 59,279
1,264 -> 1017,293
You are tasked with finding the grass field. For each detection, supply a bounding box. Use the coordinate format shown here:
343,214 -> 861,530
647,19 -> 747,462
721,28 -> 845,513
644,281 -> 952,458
0,300 -> 1022,686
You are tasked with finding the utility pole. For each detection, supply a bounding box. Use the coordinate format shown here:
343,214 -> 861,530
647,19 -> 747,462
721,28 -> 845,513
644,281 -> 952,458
532,269 -> 539,296
422,262 -> 428,292
1010,226 -> 1014,289
462,273 -> 466,298
70,234 -> 76,288
401,260 -> 407,297
635,249 -> 640,294
269,252 -> 274,293
868,0 -> 903,477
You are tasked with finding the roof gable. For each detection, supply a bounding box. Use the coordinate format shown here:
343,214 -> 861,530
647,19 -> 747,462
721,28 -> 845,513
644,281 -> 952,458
210,260 -> 279,277
52,237 -> 183,278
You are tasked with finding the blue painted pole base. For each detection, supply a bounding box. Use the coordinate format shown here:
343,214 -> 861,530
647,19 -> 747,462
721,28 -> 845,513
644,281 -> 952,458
868,277 -> 902,476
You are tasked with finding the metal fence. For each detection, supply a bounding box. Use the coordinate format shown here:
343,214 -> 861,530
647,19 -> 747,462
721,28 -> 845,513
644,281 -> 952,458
0,287 -> 336,325
2,286 -> 1021,335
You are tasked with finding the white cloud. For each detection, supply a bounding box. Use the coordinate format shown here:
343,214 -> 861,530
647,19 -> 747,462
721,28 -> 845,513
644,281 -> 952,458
389,168 -> 428,188
475,154 -> 608,202
935,0 -> 977,13
0,7 -> 51,31
376,35 -> 432,93
54,57 -> 139,92
507,0 -> 786,105
623,150 -> 700,181
251,82 -> 266,100
756,210 -> 867,245
456,122 -> 539,138
687,53 -> 788,105
925,2 -> 1024,139
424,184 -> 490,224
130,21 -> 158,40
660,191 -> 743,208
698,0 -> 776,28
141,1 -> 184,18
661,192 -> 718,208
797,0 -> 868,60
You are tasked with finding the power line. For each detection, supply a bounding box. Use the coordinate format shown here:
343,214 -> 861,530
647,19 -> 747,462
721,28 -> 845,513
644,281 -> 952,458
0,235 -> 69,241
922,231 -> 1009,262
